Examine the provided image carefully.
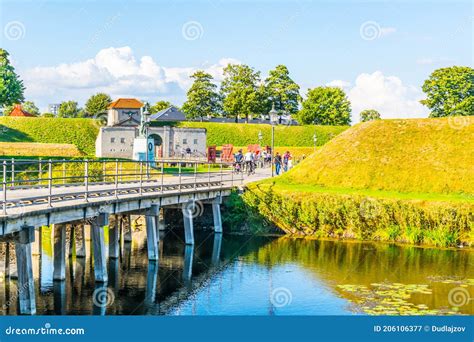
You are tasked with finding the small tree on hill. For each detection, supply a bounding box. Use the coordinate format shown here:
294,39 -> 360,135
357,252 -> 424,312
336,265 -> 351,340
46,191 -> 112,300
85,93 -> 112,117
58,101 -> 81,118
182,70 -> 221,120
220,64 -> 261,122
298,87 -> 351,125
265,64 -> 301,115
421,66 -> 474,117
0,49 -> 25,107
150,100 -> 172,114
360,109 -> 381,122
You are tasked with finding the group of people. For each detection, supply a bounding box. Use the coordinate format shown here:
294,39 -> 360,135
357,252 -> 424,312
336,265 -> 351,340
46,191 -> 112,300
233,149 -> 293,176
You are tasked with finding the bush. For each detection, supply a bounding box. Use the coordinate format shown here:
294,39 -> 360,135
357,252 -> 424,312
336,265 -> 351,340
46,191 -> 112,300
241,183 -> 474,248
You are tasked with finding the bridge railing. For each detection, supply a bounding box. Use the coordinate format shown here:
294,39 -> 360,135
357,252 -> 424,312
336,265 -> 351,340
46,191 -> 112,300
1,159 -> 243,215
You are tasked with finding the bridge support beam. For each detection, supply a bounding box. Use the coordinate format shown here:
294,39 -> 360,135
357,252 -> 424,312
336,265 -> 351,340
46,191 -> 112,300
211,232 -> 222,266
158,209 -> 166,231
182,204 -> 194,245
53,224 -> 66,281
212,196 -> 223,233
91,213 -> 108,283
122,214 -> 132,242
75,225 -> 86,258
14,227 -> 36,315
108,215 -> 120,259
145,205 -> 160,261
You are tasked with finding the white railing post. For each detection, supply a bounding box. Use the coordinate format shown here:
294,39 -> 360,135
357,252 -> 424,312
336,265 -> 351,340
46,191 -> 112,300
10,158 -> 14,189
161,162 -> 164,193
178,162 -> 182,192
84,159 -> 89,202
62,159 -> 66,185
38,158 -> 42,185
115,159 -> 119,199
208,162 -> 211,189
48,159 -> 52,207
139,161 -> 143,195
194,162 -> 197,190
2,160 -> 7,215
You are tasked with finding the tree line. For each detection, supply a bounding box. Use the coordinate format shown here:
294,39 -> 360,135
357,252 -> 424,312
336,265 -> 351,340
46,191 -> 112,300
1,48 -> 473,125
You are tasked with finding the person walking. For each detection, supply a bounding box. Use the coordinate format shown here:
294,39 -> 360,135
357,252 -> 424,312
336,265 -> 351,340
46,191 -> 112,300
274,152 -> 282,175
283,151 -> 290,172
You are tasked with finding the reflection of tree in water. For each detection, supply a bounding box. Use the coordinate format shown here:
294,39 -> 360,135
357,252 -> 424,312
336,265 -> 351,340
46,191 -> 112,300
243,238 -> 474,314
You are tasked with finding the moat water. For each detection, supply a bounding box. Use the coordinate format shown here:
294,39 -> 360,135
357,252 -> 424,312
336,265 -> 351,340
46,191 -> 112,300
1,228 -> 473,315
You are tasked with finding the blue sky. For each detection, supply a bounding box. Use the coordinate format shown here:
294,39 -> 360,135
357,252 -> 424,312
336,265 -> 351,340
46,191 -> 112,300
1,0 -> 472,121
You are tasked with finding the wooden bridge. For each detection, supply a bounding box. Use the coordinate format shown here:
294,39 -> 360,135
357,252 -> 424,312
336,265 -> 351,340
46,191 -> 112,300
0,158 -> 269,314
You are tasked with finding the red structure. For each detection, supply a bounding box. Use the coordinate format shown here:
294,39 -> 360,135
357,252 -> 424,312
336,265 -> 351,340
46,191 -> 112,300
221,144 -> 234,162
207,146 -> 217,163
8,104 -> 36,117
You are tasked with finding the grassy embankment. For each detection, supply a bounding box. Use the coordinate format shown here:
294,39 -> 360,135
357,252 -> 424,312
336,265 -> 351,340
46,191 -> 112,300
238,117 -> 474,247
0,117 -> 347,158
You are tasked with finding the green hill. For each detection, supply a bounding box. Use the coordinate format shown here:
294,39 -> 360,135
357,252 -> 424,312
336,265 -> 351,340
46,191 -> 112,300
279,117 -> 474,195
241,117 -> 474,247
0,117 -> 99,155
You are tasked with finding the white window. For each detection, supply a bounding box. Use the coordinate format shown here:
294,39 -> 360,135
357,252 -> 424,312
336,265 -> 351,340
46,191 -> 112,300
111,137 -> 115,143
121,138 -> 125,143
193,139 -> 198,145
183,138 -> 187,144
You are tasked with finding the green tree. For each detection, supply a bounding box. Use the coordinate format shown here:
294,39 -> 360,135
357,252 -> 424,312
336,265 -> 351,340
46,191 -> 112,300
421,66 -> 474,117
150,100 -> 172,114
0,49 -> 25,107
220,64 -> 261,122
360,109 -> 381,122
58,101 -> 81,118
265,65 -> 301,115
182,70 -> 221,120
84,93 -> 112,117
298,87 -> 351,125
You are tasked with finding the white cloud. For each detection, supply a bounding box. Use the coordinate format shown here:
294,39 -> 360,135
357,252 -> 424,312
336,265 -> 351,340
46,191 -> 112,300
325,80 -> 351,89
329,71 -> 429,123
21,46 -> 240,111
416,58 -> 434,65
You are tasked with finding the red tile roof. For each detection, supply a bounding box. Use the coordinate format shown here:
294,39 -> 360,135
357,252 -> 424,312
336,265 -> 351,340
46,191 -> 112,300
8,104 -> 36,117
108,98 -> 144,109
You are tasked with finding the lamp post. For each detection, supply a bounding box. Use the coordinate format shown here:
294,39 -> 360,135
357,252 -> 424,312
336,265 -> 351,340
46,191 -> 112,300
269,104 -> 278,177
313,133 -> 317,152
258,130 -> 263,146
141,102 -> 151,174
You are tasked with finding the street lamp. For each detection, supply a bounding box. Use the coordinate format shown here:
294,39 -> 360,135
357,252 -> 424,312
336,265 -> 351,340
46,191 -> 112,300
269,104 -> 278,177
258,130 -> 263,146
313,133 -> 317,152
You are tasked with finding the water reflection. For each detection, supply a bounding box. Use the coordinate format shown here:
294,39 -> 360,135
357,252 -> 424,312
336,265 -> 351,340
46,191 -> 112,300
0,230 -> 473,315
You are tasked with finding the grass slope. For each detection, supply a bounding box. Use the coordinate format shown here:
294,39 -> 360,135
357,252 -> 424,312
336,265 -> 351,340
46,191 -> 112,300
0,142 -> 83,157
152,121 -> 348,147
278,117 -> 474,195
0,117 -> 99,155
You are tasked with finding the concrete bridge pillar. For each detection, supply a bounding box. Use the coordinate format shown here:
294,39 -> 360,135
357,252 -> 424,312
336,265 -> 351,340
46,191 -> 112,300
145,204 -> 160,261
108,215 -> 120,259
183,245 -> 194,283
53,224 -> 66,281
14,227 -> 36,315
75,225 -> 86,258
32,227 -> 41,256
182,203 -> 194,245
211,232 -> 222,266
158,208 -> 166,231
91,213 -> 108,283
122,214 -> 132,242
212,196 -> 223,234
